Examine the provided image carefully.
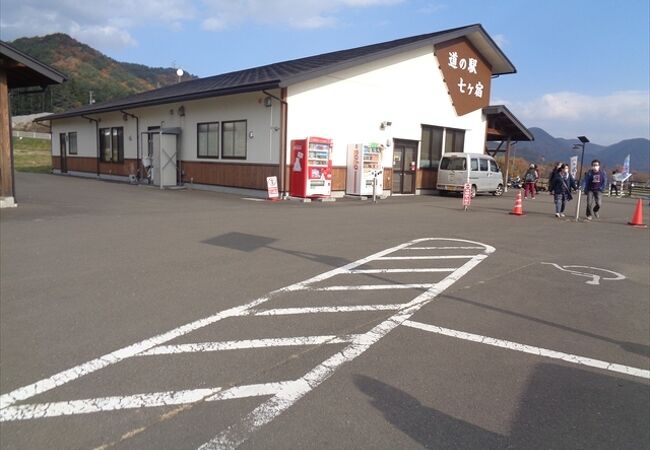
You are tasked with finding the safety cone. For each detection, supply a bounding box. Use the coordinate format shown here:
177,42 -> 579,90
509,190 -> 524,216
627,199 -> 647,228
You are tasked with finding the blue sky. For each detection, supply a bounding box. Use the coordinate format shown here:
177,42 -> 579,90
1,0 -> 649,145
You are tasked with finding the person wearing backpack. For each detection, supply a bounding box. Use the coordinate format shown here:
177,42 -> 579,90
550,163 -> 577,217
523,164 -> 538,199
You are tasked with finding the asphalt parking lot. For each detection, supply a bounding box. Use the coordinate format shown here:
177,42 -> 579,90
1,172 -> 649,449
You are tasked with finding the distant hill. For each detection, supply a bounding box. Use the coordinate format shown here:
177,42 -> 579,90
514,127 -> 649,173
8,33 -> 197,115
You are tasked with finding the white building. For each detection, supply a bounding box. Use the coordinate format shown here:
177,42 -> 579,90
42,24 -> 532,197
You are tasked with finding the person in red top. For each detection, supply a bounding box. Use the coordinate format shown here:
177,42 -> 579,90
522,164 -> 538,199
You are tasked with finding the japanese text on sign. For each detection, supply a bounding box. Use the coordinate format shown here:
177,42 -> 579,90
448,51 -> 483,99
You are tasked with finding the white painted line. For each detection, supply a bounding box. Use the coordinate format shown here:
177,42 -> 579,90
200,238 -> 495,449
311,283 -> 434,291
0,238 -> 425,411
0,383 -> 293,422
349,268 -> 456,274
376,255 -> 475,260
140,335 -> 359,356
402,320 -> 650,380
406,246 -> 484,250
0,388 -> 223,421
255,305 -> 403,316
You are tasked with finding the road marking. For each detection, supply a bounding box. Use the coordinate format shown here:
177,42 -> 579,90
402,320 -> 650,380
1,237 -> 495,450
139,335 -> 360,355
541,263 -> 626,285
0,239 -> 418,411
201,240 -> 494,449
350,268 -> 456,274
255,305 -> 403,315
376,255 -> 475,260
309,283 -> 435,291
0,383 -> 292,422
406,246 -> 484,250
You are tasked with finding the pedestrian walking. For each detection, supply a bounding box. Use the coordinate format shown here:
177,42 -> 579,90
523,164 -> 538,199
550,163 -> 577,218
583,159 -> 607,220
548,162 -> 563,195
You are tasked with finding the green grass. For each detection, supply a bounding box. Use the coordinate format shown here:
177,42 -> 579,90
12,137 -> 52,173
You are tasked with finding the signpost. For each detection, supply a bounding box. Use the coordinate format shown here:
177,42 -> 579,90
462,182 -> 472,211
266,176 -> 279,201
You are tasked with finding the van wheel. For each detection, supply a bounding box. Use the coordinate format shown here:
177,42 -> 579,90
471,185 -> 477,198
493,184 -> 504,196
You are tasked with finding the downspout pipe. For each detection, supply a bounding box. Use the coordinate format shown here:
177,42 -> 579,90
82,115 -> 100,176
120,110 -> 140,180
263,89 -> 288,198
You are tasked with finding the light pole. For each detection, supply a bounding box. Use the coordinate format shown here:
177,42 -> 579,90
574,135 -> 589,221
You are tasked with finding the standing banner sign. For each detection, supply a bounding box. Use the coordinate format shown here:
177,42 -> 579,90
623,154 -> 631,176
570,156 -> 578,179
462,182 -> 472,210
266,176 -> 279,200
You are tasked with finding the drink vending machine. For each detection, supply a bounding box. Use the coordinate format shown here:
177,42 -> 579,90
346,143 -> 384,196
290,137 -> 333,198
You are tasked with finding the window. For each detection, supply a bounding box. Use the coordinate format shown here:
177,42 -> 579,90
197,122 -> 219,158
222,120 -> 247,159
419,125 -> 444,168
470,158 -> 478,171
489,160 -> 499,173
440,156 -> 466,171
479,158 -> 488,171
444,128 -> 465,153
68,132 -> 77,155
99,127 -> 124,163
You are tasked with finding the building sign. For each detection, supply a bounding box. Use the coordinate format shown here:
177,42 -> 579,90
435,38 -> 492,116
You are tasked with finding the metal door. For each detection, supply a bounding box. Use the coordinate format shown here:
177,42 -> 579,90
391,141 -> 417,194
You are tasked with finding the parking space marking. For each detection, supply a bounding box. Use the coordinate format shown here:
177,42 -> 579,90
541,263 -> 626,285
403,320 -> 650,380
140,335 -> 361,355
1,238 -> 495,449
255,305 -> 404,315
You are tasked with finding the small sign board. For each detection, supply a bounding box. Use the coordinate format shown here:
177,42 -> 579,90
462,182 -> 472,209
266,176 -> 279,200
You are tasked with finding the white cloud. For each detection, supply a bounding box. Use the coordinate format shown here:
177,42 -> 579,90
200,0 -> 404,31
0,0 -> 195,49
497,91 -> 650,144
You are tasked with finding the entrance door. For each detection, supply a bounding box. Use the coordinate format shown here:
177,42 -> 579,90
392,140 -> 417,194
59,133 -> 68,173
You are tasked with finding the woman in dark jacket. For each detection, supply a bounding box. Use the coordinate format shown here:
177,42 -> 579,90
550,163 -> 577,218
548,162 -> 563,195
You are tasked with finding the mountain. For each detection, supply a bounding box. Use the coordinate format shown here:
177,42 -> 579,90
514,127 -> 649,173
8,33 -> 197,115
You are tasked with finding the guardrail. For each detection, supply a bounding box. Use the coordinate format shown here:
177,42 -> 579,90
628,183 -> 650,199
12,130 -> 51,140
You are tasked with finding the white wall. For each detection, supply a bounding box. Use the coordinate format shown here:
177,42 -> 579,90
286,46 -> 487,168
51,90 -> 282,165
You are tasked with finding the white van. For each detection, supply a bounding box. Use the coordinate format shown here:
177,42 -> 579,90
437,152 -> 504,197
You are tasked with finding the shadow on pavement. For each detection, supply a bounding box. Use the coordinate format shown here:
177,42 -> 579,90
354,363 -> 649,449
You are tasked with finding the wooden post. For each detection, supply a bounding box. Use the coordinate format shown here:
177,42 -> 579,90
0,70 -> 14,200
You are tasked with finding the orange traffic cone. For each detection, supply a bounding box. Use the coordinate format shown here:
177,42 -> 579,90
628,199 -> 647,228
509,190 -> 524,216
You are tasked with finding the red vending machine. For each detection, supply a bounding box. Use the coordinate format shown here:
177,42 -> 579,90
289,137 -> 333,198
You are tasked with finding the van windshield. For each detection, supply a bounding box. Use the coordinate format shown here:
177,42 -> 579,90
440,157 -> 466,170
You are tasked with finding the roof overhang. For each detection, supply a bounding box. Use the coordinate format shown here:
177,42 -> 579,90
0,41 -> 67,89
37,80 -> 281,122
484,104 -> 533,141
